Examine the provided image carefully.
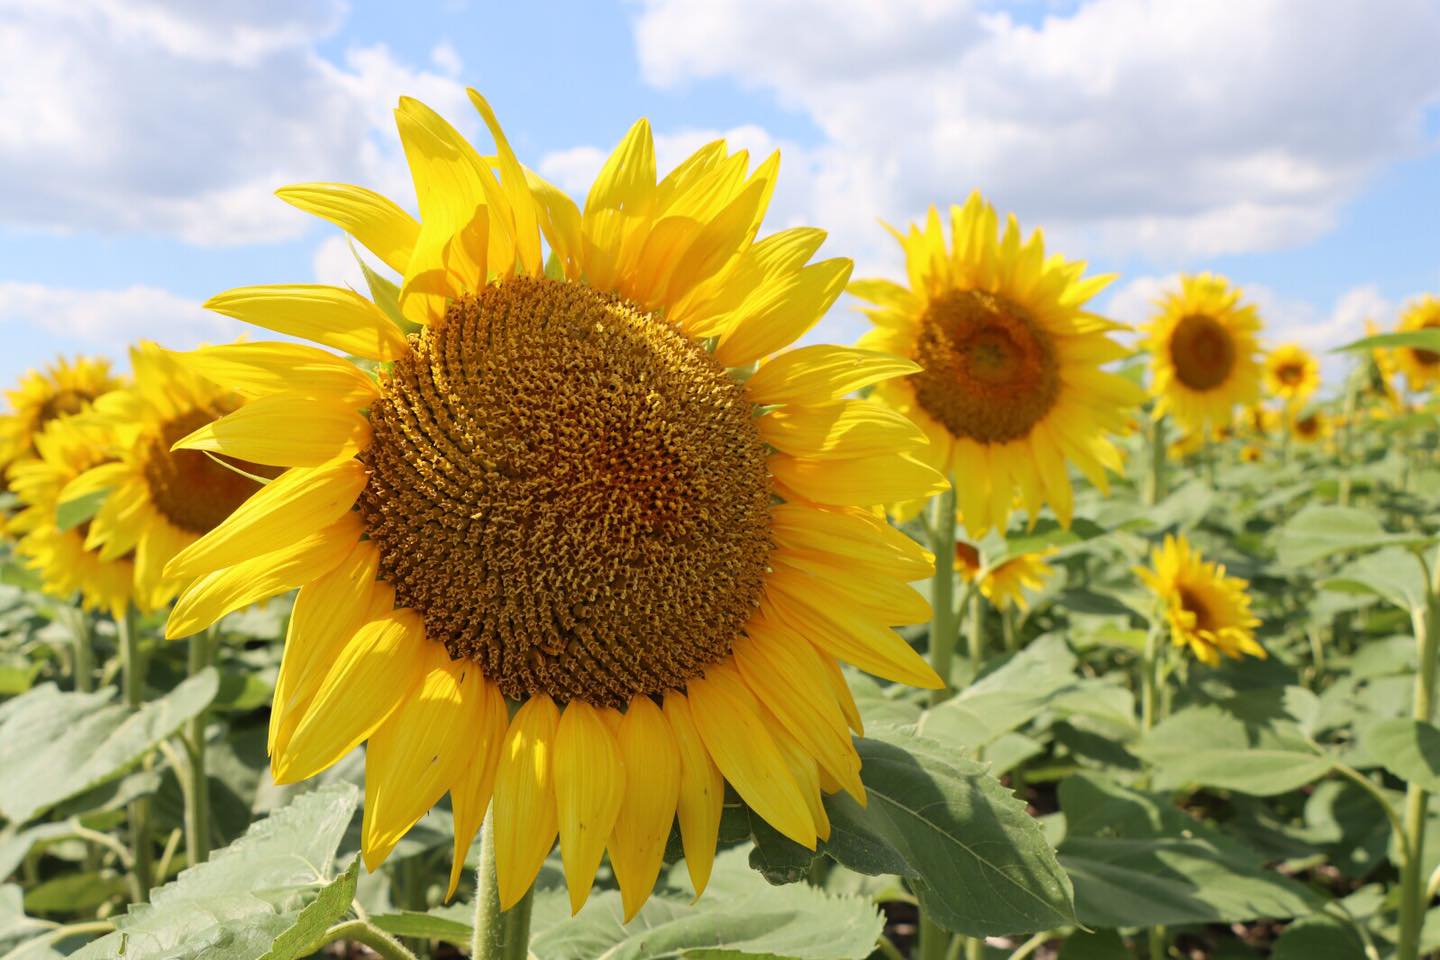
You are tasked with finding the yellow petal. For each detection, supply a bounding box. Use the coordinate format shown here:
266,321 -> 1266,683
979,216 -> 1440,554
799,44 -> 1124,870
770,503 -> 934,581
769,452 -> 947,506
524,168 -> 583,280
165,513 -> 363,640
714,258 -> 852,366
172,393 -> 371,468
553,701 -> 625,914
609,696 -> 681,921
276,606 -> 427,784
747,345 -> 921,406
447,674 -> 509,900
757,400 -> 927,459
204,285 -> 408,360
771,555 -> 930,625
767,717 -> 830,842
275,182 -> 420,274
493,695 -> 560,910
362,647 -> 470,870
687,662 -> 816,849
173,343 -> 378,407
585,118 -> 655,218
467,89 -> 542,277
165,459 -> 367,580
663,692 -> 724,897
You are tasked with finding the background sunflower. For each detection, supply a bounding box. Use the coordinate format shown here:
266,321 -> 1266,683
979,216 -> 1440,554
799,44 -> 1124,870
1136,533 -> 1263,666
1144,274 -> 1262,432
1394,295 -> 1440,392
1263,343 -> 1320,406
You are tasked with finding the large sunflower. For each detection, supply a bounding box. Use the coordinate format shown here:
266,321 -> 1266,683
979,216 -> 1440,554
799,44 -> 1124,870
854,192 -> 1144,537
1263,343 -> 1319,406
8,415 -> 134,618
1394,295 -> 1440,392
1144,274 -> 1262,432
159,91 -> 946,917
61,343 -> 278,613
1136,534 -> 1262,667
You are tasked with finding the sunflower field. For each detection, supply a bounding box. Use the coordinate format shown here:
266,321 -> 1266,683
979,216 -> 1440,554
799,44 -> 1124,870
3,92 -> 1440,960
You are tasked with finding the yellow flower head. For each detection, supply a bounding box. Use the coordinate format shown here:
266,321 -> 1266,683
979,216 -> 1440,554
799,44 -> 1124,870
159,91 -> 947,917
1395,295 -> 1440,392
1136,534 -> 1263,666
1,356 -> 122,480
64,343 -> 278,613
1240,444 -> 1263,463
1263,343 -> 1320,405
1291,408 -> 1332,444
7,415 -> 134,618
1145,274 -> 1263,432
853,192 -> 1144,537
1363,318 -> 1406,417
1238,404 -> 1280,437
956,543 -> 1057,612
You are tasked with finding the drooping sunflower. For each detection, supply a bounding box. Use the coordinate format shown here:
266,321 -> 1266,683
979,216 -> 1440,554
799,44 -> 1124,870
0,357 -> 122,507
61,343 -> 278,612
8,415 -> 134,618
955,542 -> 1056,612
1263,343 -> 1319,406
1136,534 -> 1263,667
853,192 -> 1144,536
1291,409 -> 1332,445
1144,274 -> 1262,433
1394,295 -> 1440,392
159,91 -> 946,917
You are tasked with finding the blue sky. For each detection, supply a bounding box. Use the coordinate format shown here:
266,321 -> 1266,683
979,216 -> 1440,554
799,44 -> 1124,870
2,0 -> 1437,392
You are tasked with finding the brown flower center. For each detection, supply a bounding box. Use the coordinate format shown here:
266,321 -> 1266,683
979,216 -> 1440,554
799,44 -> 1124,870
358,276 -> 774,707
1275,362 -> 1305,387
36,389 -> 89,426
1178,585 -> 1215,633
1169,313 -> 1236,391
143,408 -> 275,534
910,290 -> 1060,444
1410,320 -> 1440,367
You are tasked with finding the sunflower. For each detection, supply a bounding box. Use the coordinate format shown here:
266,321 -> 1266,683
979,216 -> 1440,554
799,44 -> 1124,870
1238,404 -> 1279,438
1394,295 -> 1440,392
61,343 -> 278,613
853,192 -> 1143,536
1136,534 -> 1263,667
1291,409 -> 1332,445
1144,274 -> 1262,432
1,357 -> 122,508
159,91 -> 946,917
955,542 -> 1056,612
1239,444 -> 1263,463
7,415 -> 134,618
1263,343 -> 1319,406
1363,319 -> 1405,417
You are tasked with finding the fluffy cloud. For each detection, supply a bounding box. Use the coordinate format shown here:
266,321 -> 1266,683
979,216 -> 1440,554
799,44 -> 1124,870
0,0 -> 471,245
0,282 -> 245,355
628,0 -> 1440,263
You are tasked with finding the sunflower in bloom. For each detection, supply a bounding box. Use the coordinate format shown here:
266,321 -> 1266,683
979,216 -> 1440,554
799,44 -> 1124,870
1136,534 -> 1263,667
955,542 -> 1056,612
853,192 -> 1144,536
8,416 -> 134,618
1263,343 -> 1319,406
1291,409 -> 1332,445
159,91 -> 946,917
1363,319 -> 1405,417
61,343 -> 278,613
1394,295 -> 1440,392
1144,274 -> 1262,433
0,357 -> 122,510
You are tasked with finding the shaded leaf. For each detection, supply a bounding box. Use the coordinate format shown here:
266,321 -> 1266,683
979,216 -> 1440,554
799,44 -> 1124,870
1363,718 -> 1440,791
1134,704 -> 1332,796
1274,505 -> 1430,568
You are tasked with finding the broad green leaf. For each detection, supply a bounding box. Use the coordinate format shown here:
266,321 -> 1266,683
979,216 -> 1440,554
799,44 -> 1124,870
54,488 -> 110,533
1145,480 -> 1215,533
1058,930 -> 1129,960
1271,913 -> 1365,960
0,670 -> 219,823
370,906 -> 473,942
0,883 -> 50,950
1274,505 -> 1431,567
822,728 -> 1076,936
747,809 -> 816,885
1057,775 -> 1321,926
23,870 -> 127,913
258,857 -> 360,960
71,783 -> 358,960
996,518 -> 1108,564
1363,718 -> 1440,791
1322,547 -> 1429,612
1333,329 -> 1440,354
528,848 -> 884,960
915,635 -> 1078,752
1134,704 -> 1332,795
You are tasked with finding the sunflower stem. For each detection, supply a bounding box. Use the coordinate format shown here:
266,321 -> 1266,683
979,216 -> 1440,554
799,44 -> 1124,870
1396,552 -> 1440,960
472,809 -> 533,960
1339,369 -> 1361,506
59,604 -> 94,693
183,627 -> 213,866
117,605 -> 154,900
926,485 -> 959,703
967,589 -> 985,684
312,920 -> 417,960
1145,415 -> 1168,505
1140,618 -> 1164,735
1001,607 -> 1017,653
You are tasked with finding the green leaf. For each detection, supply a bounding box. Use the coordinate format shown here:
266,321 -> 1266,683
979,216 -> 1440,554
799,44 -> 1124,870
258,857 -> 360,960
1057,775 -> 1322,926
1270,913 -> 1365,960
1322,547 -> 1429,612
0,670 -> 219,823
822,728 -> 1076,936
1133,704 -> 1332,795
747,809 -> 816,885
1333,329 -> 1440,354
0,883 -> 51,950
370,906 -> 474,942
23,870 -> 128,913
352,241 -> 416,334
1362,718 -> 1440,791
54,488 -> 110,533
528,847 -> 884,960
1058,930 -> 1129,960
1274,505 -> 1431,568
71,783 -> 358,960
996,518 -> 1108,564
915,635 -> 1078,752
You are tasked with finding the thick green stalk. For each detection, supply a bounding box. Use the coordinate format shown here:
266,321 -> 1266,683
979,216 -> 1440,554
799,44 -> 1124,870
968,590 -> 985,681
472,811 -> 533,960
184,628 -> 212,866
1145,415 -> 1168,505
1396,570 -> 1440,960
1001,607 -> 1017,653
116,607 -> 154,899
1338,371 -> 1361,506
1140,621 -> 1163,734
927,486 -> 959,703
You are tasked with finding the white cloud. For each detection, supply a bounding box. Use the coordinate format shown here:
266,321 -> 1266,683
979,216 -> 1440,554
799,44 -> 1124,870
0,1 -> 473,245
0,282 -> 245,355
628,0 -> 1440,263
